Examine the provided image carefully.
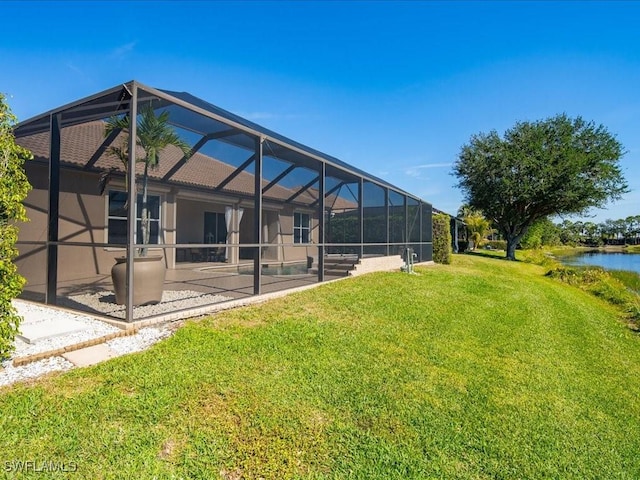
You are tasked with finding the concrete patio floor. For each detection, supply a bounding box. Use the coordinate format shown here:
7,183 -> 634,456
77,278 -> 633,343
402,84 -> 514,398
19,262 -> 343,322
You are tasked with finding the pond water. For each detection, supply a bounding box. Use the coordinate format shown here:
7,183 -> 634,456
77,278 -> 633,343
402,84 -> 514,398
559,252 -> 640,275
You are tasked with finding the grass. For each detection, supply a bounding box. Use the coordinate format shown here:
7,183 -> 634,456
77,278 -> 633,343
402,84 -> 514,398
2,255 -> 640,479
609,270 -> 640,294
527,246 -> 640,320
625,245 -> 640,254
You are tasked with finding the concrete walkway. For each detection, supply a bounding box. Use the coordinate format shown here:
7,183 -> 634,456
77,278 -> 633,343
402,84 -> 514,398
62,344 -> 120,367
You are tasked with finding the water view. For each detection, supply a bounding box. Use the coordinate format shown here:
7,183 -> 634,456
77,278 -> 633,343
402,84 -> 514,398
559,251 -> 640,275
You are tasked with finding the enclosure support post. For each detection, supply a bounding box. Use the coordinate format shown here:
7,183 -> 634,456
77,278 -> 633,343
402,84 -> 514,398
45,113 -> 61,305
404,195 -> 409,251
125,84 -> 138,323
385,188 -> 390,257
359,177 -> 364,260
253,136 -> 263,295
318,163 -> 325,283
419,202 -> 423,261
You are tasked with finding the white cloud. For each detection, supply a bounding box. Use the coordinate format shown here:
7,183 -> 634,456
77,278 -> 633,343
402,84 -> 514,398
405,162 -> 452,178
409,162 -> 453,170
109,41 -> 137,60
66,62 -> 84,75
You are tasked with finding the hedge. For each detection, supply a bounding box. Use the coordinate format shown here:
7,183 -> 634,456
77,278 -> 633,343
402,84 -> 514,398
433,213 -> 452,264
0,93 -> 32,359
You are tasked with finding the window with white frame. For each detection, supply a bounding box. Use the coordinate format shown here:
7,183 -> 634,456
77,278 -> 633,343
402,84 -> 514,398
293,212 -> 310,244
107,191 -> 161,245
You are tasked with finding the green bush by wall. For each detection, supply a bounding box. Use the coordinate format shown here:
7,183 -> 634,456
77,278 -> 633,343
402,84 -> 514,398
433,213 -> 452,264
0,93 -> 32,359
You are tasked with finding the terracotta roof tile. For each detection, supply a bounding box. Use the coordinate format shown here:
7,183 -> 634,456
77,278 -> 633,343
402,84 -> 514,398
16,120 -> 356,209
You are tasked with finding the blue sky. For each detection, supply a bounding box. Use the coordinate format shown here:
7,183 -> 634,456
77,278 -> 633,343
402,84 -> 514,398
3,1 -> 639,222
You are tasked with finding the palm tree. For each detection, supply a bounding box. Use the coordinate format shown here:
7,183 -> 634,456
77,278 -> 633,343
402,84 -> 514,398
104,105 -> 191,256
625,215 -> 640,245
457,204 -> 475,219
583,221 -> 598,245
463,211 -> 494,250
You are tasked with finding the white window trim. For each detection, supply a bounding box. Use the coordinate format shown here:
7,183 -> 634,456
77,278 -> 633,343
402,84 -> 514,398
293,211 -> 311,244
104,190 -> 163,249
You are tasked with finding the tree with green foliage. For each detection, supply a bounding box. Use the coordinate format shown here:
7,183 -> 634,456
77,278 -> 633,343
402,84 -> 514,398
582,221 -> 600,246
432,213 -> 452,264
625,215 -> 640,245
453,114 -> 627,260
0,93 -> 32,358
556,215 -> 640,246
456,204 -> 475,220
520,217 -> 561,249
558,219 -> 581,245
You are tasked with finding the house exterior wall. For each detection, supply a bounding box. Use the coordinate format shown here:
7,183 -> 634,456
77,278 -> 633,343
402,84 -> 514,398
16,163 -> 177,285
176,198 -> 231,244
15,162 -> 328,289
17,162 -> 122,284
270,205 -> 319,264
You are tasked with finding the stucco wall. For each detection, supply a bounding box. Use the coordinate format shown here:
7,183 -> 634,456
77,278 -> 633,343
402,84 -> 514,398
16,163 -> 420,290
350,255 -> 404,276
17,163 -> 122,284
16,163 -> 174,286
176,199 -> 221,244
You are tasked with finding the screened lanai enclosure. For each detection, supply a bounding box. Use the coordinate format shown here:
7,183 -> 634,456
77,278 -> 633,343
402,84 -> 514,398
14,81 -> 433,322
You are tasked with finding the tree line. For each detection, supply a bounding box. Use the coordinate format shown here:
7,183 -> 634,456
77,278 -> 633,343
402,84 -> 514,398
556,216 -> 640,246
458,214 -> 640,250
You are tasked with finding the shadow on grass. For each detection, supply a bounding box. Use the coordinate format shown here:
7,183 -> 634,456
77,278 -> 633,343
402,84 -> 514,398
462,250 -> 516,262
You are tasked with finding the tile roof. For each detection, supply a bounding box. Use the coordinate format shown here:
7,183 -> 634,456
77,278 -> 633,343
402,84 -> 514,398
16,121 -> 357,210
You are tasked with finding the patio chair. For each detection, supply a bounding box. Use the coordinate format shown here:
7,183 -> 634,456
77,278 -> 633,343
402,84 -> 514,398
208,245 -> 226,262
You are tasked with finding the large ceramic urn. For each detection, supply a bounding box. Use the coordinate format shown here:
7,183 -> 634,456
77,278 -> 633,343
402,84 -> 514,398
111,256 -> 166,306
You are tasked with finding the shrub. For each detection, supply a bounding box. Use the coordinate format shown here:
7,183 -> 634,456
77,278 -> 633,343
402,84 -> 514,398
546,266 -> 608,285
608,270 -> 640,294
627,300 -> 640,327
521,249 -> 556,268
546,266 -> 640,325
0,93 -> 32,359
433,213 -> 452,264
589,279 -> 631,306
546,266 -> 582,285
485,240 -> 507,250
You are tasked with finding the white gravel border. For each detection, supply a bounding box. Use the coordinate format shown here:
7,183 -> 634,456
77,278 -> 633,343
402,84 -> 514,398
59,290 -> 233,320
11,301 -> 121,358
0,300 -> 179,388
0,357 -> 74,387
106,327 -> 173,355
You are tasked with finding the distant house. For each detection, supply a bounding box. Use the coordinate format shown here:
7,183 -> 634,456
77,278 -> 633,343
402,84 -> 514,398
14,81 -> 434,321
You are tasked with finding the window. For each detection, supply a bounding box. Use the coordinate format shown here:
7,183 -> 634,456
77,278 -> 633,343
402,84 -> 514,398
204,212 -> 227,244
107,191 -> 161,245
294,212 -> 310,244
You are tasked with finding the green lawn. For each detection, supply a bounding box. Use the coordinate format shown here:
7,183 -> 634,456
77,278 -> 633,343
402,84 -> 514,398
2,255 -> 640,479
609,269 -> 640,294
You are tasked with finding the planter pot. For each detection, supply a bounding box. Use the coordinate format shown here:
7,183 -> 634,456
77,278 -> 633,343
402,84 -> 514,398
111,256 -> 166,306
